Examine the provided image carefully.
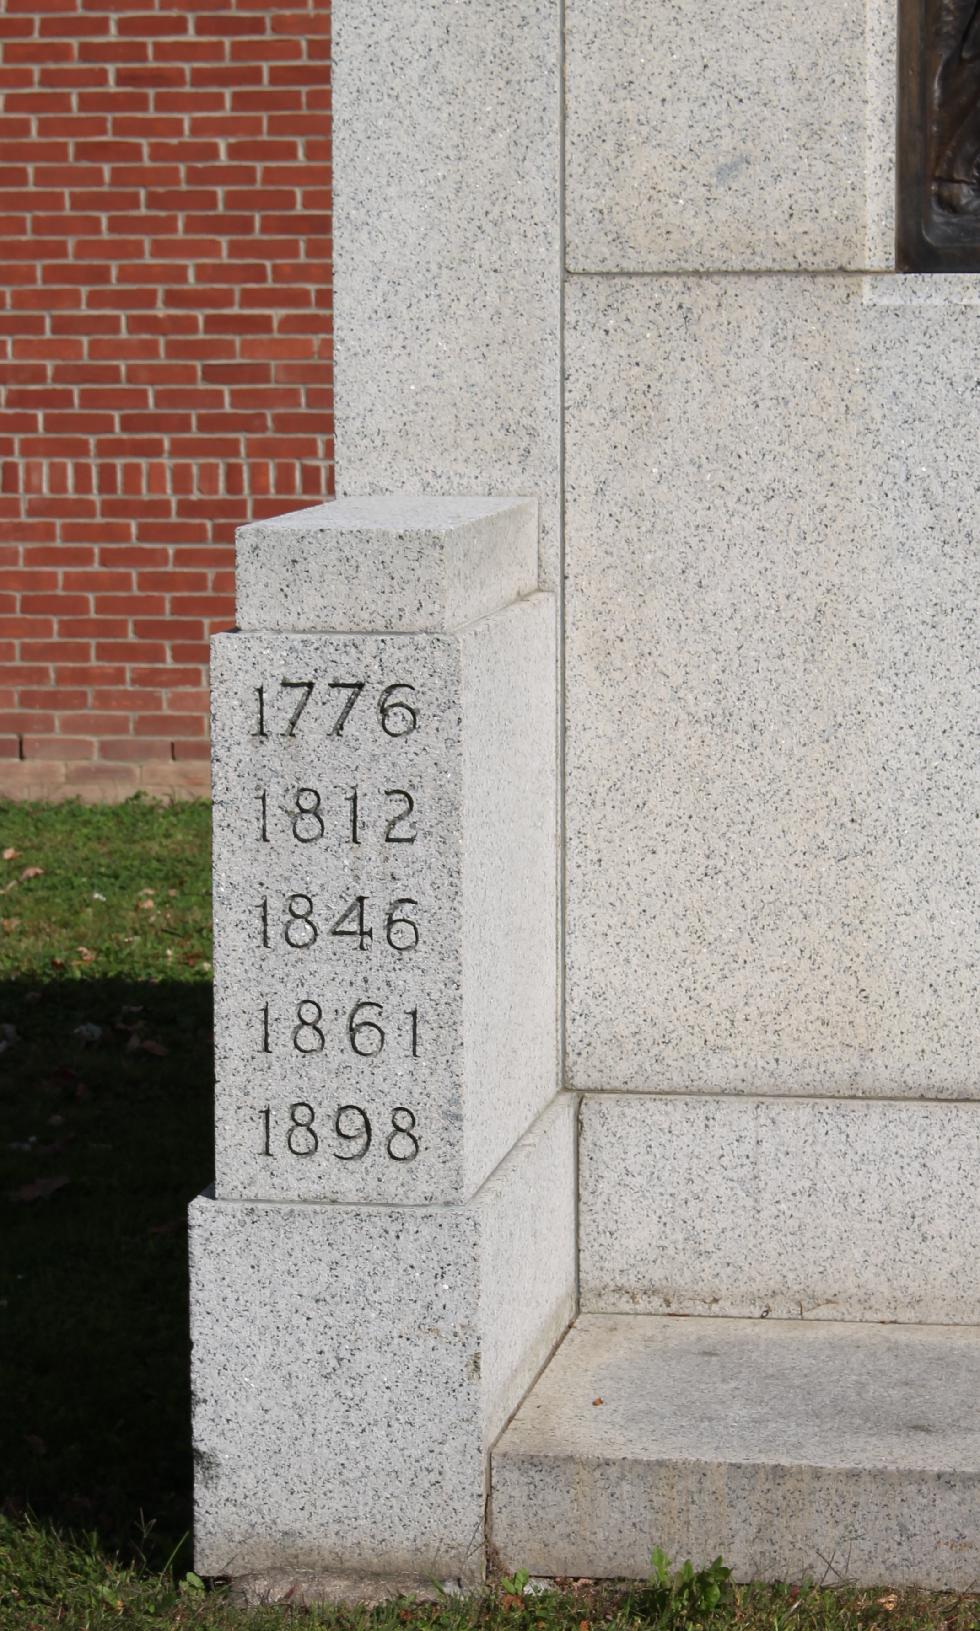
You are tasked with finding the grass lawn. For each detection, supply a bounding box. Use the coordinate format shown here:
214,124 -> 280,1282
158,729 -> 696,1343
1,797 -> 979,1631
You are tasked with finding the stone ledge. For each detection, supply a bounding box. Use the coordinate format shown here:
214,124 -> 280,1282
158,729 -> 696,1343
492,1314 -> 980,1589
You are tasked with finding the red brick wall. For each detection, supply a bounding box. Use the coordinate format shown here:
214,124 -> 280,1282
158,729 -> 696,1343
0,0 -> 332,800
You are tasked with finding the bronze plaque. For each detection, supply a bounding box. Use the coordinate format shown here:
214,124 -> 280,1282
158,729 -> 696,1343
898,0 -> 980,268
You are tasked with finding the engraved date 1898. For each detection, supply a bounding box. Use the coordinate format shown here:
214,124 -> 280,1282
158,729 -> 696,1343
260,1101 -> 420,1162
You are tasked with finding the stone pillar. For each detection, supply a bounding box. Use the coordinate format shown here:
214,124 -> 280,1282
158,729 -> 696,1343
190,496 -> 574,1592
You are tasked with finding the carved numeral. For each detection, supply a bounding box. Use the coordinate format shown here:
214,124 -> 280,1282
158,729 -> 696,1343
378,683 -> 417,737
384,789 -> 417,843
334,1104 -> 372,1160
327,680 -> 364,736
281,679 -> 314,736
348,999 -> 384,1056
258,1102 -> 419,1162
330,895 -> 372,951
254,679 -> 315,737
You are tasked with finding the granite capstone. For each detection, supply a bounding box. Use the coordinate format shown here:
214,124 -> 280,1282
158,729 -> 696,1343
235,496 -> 539,634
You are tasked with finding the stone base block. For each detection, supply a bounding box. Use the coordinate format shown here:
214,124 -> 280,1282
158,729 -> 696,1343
190,1095 -> 575,1585
492,1315 -> 980,1588
580,1094 -> 980,1323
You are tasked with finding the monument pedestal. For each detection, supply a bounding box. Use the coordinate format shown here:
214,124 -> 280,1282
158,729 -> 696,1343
190,497 -> 572,1587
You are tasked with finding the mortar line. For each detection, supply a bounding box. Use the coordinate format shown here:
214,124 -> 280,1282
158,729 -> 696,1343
564,266 -> 903,278
557,0 -> 578,1316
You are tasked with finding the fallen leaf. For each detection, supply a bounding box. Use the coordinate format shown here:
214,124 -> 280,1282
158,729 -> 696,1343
592,1397 -> 604,1407
2,918 -> 20,932
2,847 -> 19,860
75,946 -> 97,963
878,1595 -> 898,1612
20,866 -> 43,881
501,1596 -> 524,1612
9,1175 -> 69,1203
136,898 -> 155,911
140,1039 -> 169,1056
49,958 -> 65,971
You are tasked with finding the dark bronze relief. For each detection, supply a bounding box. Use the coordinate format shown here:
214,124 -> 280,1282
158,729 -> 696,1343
898,0 -> 980,268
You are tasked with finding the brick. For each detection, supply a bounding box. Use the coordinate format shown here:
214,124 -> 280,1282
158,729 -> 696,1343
22,593 -> 91,617
98,737 -> 172,762
92,594 -> 166,617
0,667 -> 51,686
166,687 -> 210,712
19,688 -> 89,711
171,739 -> 211,762
95,641 -> 166,664
132,665 -> 203,688
22,735 -> 95,762
96,546 -> 169,568
21,642 -> 92,665
92,687 -> 161,711
63,571 -> 134,593
0,712 -> 57,735
170,593 -> 234,617
62,763 -> 140,792
134,711 -> 205,736
57,665 -> 127,686
1,570 -> 59,592
65,711 -> 132,734
59,618 -> 130,640
136,569 -> 210,592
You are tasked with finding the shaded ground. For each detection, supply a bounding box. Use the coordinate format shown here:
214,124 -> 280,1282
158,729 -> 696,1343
1,799 -> 980,1630
0,798 -> 214,1571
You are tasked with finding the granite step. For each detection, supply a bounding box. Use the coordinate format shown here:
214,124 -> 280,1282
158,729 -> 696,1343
490,1314 -> 980,1590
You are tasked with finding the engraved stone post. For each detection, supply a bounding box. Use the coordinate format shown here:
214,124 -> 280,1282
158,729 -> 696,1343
189,496 -> 574,1592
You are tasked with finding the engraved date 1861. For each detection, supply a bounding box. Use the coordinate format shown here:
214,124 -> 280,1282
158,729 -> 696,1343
260,998 -> 419,1057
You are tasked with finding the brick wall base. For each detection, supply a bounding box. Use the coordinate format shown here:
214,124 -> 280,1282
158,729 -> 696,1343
1,0 -> 332,790
0,757 -> 210,802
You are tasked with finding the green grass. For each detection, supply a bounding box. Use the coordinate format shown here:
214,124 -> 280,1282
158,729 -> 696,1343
2,797 -> 980,1630
0,798 -> 214,1590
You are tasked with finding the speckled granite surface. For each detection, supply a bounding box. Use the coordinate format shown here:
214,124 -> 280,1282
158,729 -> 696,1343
332,0 -> 562,588
565,273 -> 980,1098
565,0 -> 895,271
492,1313 -> 980,1585
579,1093 -> 980,1322
191,1097 -> 575,1582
